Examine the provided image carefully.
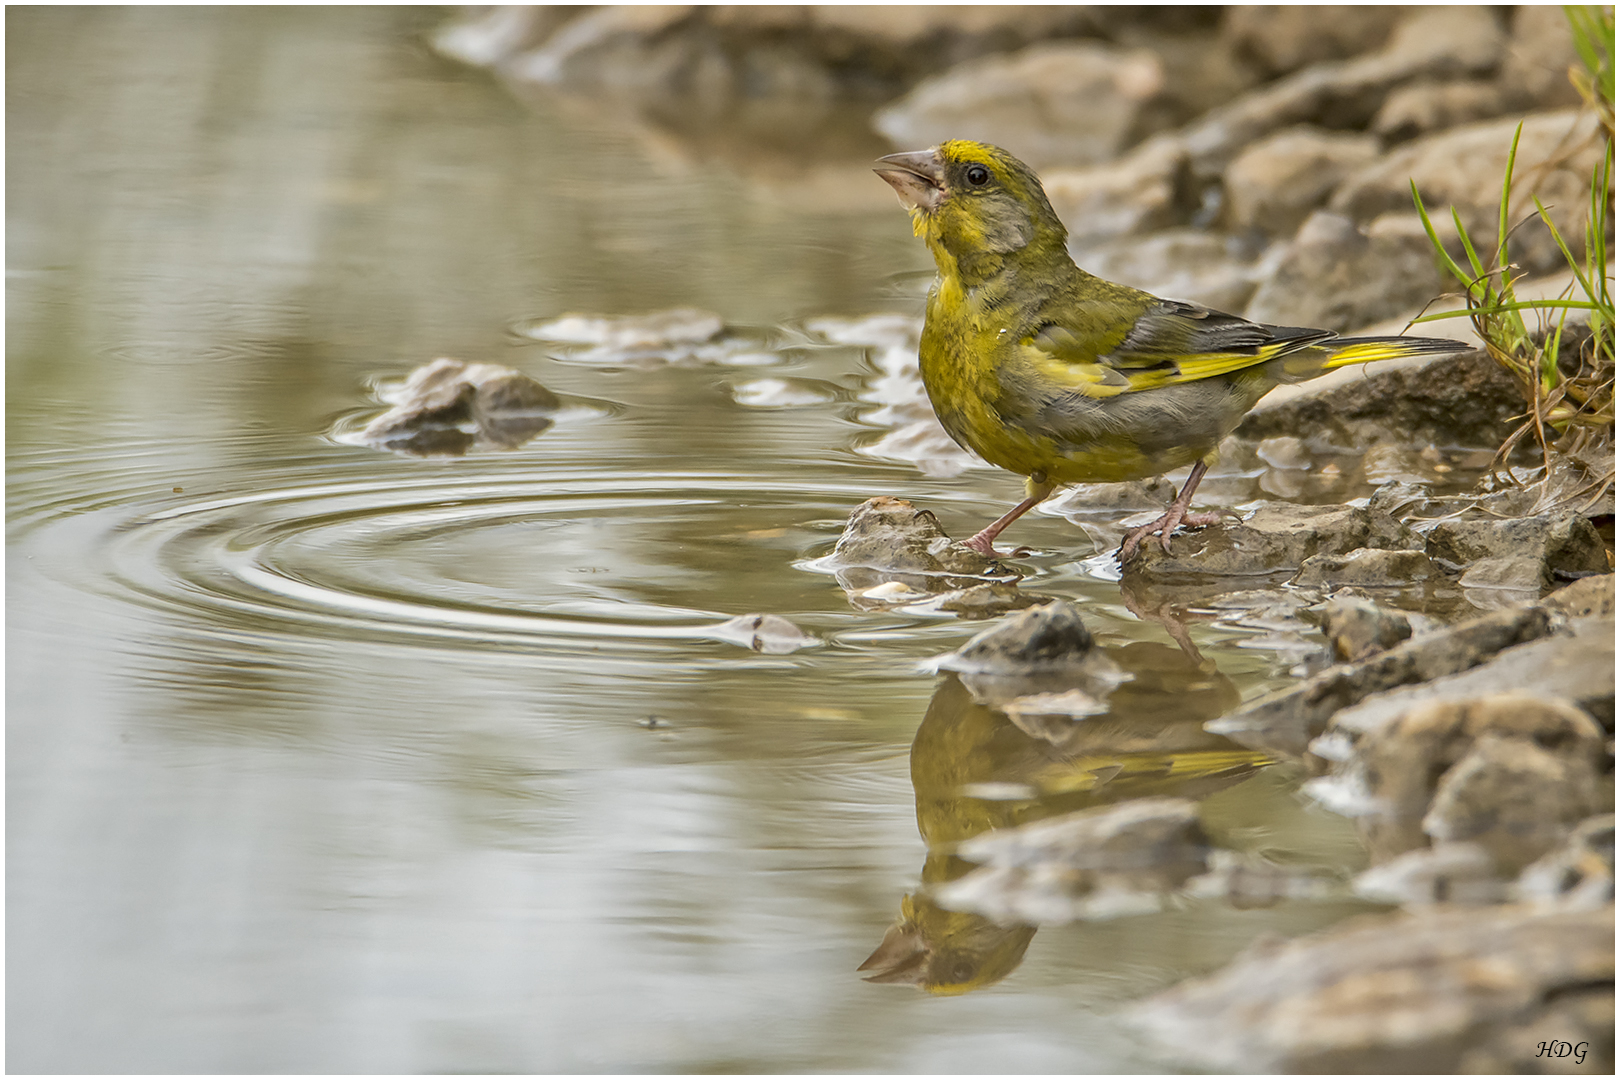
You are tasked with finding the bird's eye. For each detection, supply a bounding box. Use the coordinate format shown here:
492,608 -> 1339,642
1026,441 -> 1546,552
964,164 -> 991,187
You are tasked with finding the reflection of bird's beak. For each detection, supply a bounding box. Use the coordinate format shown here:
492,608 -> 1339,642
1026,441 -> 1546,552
874,149 -> 945,212
857,919 -> 929,984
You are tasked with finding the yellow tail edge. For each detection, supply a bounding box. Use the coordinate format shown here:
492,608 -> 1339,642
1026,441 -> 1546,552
1320,335 -> 1471,370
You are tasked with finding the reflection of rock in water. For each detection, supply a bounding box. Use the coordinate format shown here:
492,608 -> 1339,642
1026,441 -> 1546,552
862,640 -> 1262,994
354,358 -> 561,457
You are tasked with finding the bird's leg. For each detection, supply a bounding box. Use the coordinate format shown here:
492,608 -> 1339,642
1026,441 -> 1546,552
961,475 -> 1054,559
1117,461 -> 1221,563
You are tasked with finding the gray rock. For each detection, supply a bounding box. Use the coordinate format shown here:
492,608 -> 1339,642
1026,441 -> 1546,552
1042,135 -> 1190,243
1423,731 -> 1608,869
1223,126 -> 1380,235
1130,904 -> 1615,1073
1243,209 -> 1447,332
1315,615 -> 1616,747
1458,555 -> 1550,592
1517,814 -> 1616,910
1185,849 -> 1346,909
1371,78 -> 1511,142
1127,502 -> 1421,579
356,358 -> 561,457
1500,4 -> 1589,112
1220,5 -> 1406,78
1358,435 -> 1434,485
1353,841 -> 1509,907
873,41 -> 1166,170
1044,476 -> 1178,513
1295,548 -> 1437,589
935,582 -> 1051,620
1238,348 -> 1523,451
1541,574 -> 1616,620
1255,435 -> 1312,470
1209,603 -> 1557,757
1319,594 -> 1414,661
825,496 -> 1009,578
1329,109 -> 1607,276
1455,982 -> 1614,1074
1424,512 -> 1611,577
937,601 -> 1099,675
1179,7 -> 1504,181
933,797 -> 1211,924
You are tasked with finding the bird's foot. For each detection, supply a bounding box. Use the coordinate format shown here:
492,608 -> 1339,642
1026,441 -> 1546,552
1117,508 -> 1221,564
960,531 -> 1033,560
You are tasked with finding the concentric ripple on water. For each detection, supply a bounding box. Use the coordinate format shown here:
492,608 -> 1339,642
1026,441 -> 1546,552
11,435 -> 1032,667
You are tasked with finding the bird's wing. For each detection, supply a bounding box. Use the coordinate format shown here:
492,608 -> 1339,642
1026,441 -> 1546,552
1028,299 -> 1335,398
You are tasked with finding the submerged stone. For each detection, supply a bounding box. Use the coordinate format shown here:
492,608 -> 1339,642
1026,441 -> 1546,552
707,613 -> 820,655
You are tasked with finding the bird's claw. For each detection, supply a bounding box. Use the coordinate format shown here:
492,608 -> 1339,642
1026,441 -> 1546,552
1116,509 -> 1221,565
961,534 -> 1033,560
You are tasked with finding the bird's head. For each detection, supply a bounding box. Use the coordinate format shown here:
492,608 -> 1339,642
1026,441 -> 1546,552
874,140 -> 1067,275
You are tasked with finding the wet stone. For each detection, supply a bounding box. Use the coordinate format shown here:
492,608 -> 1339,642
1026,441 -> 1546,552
931,797 -> 1211,925
1209,602 -> 1557,758
1423,512 -> 1610,583
1308,692 -> 1609,871
1294,547 -> 1436,588
1316,614 -> 1617,747
1318,594 -> 1412,662
1126,502 -> 1420,579
936,601 -> 1127,709
356,357 -> 561,456
1422,732 -> 1609,870
937,601 -> 1097,675
1542,574 -> 1616,620
935,582 -> 1049,620
706,613 -> 820,655
826,497 -> 1008,578
1353,841 -> 1507,907
1458,555 -> 1550,592
1130,904 -> 1614,1074
1517,815 -> 1616,911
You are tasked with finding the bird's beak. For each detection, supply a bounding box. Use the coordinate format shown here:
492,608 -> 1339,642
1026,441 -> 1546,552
874,149 -> 945,213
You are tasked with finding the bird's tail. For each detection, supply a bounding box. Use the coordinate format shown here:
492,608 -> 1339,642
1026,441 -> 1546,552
1275,334 -> 1471,382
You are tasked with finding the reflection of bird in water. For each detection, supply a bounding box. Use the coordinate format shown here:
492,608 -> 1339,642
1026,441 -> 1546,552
860,643 -> 1264,994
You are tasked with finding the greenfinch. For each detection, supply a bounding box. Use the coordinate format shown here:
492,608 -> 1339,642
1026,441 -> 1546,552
874,140 -> 1468,561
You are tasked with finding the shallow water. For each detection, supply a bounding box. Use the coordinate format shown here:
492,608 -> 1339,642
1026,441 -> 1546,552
8,8 -> 1448,1073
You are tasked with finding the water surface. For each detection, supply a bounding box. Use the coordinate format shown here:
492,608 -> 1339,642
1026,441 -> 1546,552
11,8 -> 1398,1072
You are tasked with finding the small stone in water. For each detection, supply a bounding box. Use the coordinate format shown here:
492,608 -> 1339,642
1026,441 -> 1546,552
356,357 -> 560,456
708,613 -> 820,654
